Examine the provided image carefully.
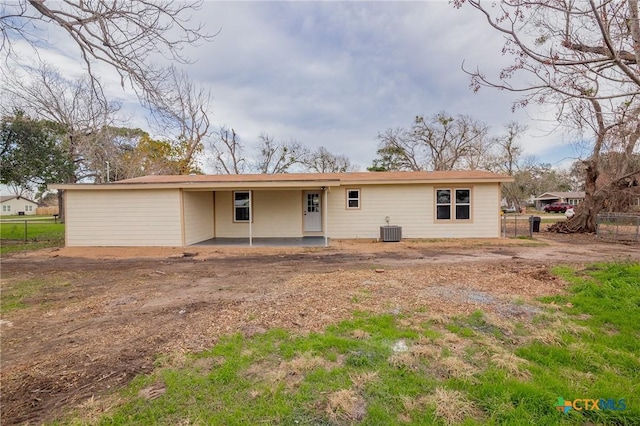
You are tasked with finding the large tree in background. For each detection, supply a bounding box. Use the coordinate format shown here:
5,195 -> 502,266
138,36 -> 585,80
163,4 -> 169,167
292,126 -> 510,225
209,126 -> 355,174
1,63 -> 118,187
82,128 -> 194,181
1,0 -> 211,99
0,112 -> 73,196
456,0 -> 640,232
303,146 -> 354,173
369,112 -> 490,171
254,133 -> 307,174
208,126 -> 247,174
413,112 -> 489,170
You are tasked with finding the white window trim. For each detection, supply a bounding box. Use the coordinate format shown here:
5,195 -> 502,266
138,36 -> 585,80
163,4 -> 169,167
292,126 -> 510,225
455,189 -> 471,220
233,190 -> 252,223
436,189 -> 452,220
346,188 -> 361,210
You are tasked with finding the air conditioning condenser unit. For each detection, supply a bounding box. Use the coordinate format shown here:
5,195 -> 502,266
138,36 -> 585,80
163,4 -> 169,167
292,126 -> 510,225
380,225 -> 402,242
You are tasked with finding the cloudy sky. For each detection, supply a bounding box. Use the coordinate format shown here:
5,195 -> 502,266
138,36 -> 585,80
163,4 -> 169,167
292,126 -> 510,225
11,1 -> 586,174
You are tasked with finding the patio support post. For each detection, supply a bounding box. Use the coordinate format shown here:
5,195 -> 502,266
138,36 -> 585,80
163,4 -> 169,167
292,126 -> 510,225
249,190 -> 253,247
323,187 -> 328,247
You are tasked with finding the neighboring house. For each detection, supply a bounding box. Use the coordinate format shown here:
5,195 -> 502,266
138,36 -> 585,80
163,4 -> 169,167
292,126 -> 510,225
51,171 -> 513,247
533,191 -> 586,211
0,195 -> 38,216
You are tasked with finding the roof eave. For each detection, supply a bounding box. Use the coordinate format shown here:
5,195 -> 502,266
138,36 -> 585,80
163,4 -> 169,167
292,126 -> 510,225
49,180 -> 343,191
344,178 -> 513,185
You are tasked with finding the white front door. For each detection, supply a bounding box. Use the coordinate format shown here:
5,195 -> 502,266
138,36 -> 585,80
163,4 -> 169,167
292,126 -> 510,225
303,191 -> 322,232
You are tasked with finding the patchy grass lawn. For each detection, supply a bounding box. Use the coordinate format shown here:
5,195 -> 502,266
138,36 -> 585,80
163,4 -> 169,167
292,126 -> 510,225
0,220 -> 64,254
53,262 -> 640,425
1,277 -> 71,312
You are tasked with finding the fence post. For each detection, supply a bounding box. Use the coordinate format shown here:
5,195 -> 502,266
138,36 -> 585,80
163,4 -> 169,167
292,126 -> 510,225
24,220 -> 28,242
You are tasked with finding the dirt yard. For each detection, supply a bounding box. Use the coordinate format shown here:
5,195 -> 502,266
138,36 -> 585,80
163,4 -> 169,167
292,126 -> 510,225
1,234 -> 638,425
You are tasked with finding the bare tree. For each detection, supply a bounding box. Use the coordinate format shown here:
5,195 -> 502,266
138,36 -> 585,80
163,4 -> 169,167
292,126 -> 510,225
1,63 -> 119,220
484,122 -> 527,208
490,122 -> 526,176
559,98 -> 640,231
1,1 -> 213,98
148,66 -> 211,174
209,126 -> 247,174
413,112 -> 489,171
1,63 -> 118,181
456,0 -> 640,232
371,112 -> 490,171
372,127 -> 425,171
302,146 -> 354,173
254,133 -> 308,174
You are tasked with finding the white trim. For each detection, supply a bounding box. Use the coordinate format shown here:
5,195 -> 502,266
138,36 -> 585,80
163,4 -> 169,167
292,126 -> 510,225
345,188 -> 361,209
249,190 -> 253,247
323,188 -> 328,247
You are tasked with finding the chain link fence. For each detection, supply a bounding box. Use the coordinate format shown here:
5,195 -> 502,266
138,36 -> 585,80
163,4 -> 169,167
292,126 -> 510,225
596,213 -> 640,243
501,214 -> 542,238
0,218 -> 64,243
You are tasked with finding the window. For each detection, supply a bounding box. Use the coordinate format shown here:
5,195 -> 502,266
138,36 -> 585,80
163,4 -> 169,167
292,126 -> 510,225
436,189 -> 451,220
436,188 -> 471,221
3,205 -> 10,212
346,189 -> 360,209
26,205 -> 32,212
234,191 -> 251,222
455,189 -> 470,220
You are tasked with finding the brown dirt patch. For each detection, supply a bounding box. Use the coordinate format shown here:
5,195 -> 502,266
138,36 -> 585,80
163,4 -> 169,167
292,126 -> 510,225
0,234 -> 637,425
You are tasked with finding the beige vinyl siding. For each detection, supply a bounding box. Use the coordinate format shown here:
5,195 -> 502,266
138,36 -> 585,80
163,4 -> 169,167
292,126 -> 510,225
214,190 -> 302,237
328,183 -> 501,239
183,191 -> 214,245
328,184 -> 429,239
65,189 -> 182,246
426,183 -> 501,238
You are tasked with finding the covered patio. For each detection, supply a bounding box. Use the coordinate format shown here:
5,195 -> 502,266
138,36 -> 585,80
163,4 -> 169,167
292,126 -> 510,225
191,236 -> 327,247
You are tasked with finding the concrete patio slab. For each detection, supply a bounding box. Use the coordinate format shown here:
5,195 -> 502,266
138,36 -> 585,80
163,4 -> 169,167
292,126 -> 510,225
191,236 -> 327,247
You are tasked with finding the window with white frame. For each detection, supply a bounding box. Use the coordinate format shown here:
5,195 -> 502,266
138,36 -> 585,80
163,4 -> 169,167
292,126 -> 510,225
455,189 -> 471,219
436,188 -> 471,221
346,189 -> 360,209
234,191 -> 251,222
436,189 -> 451,220
2,205 -> 7,212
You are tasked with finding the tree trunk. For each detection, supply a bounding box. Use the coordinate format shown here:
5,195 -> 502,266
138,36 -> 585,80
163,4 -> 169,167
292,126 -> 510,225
550,158 -> 602,233
57,189 -> 65,224
579,158 -> 600,232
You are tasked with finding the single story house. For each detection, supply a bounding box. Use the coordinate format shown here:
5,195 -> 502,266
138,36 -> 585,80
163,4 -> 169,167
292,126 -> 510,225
51,171 -> 513,247
533,191 -> 585,211
0,195 -> 38,216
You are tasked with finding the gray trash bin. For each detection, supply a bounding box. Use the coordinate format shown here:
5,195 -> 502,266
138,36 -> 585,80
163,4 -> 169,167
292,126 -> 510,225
529,216 -> 541,232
